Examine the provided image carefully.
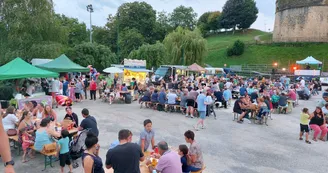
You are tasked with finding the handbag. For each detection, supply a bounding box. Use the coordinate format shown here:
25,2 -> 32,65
7,129 -> 17,136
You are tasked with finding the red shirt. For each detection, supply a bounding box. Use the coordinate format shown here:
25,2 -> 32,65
90,81 -> 97,90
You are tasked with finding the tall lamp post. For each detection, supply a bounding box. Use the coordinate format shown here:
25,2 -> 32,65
87,4 -> 94,43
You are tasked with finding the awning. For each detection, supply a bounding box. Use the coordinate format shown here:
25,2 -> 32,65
0,58 -> 59,80
36,54 -> 89,72
296,56 -> 322,65
124,68 -> 152,72
103,67 -> 123,73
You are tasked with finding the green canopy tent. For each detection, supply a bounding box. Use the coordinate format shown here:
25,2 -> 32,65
36,54 -> 89,72
0,57 -> 59,80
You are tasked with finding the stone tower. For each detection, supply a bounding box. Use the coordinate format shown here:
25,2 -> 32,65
273,0 -> 328,42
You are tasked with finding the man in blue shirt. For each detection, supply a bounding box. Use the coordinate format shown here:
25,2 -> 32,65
194,90 -> 209,130
158,88 -> 166,111
62,79 -> 69,96
239,85 -> 247,96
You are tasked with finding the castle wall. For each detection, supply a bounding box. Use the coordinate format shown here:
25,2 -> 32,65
273,6 -> 328,42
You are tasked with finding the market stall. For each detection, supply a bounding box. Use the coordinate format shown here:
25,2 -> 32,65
36,54 -> 89,72
0,57 -> 59,109
112,59 -> 152,84
295,56 -> 322,76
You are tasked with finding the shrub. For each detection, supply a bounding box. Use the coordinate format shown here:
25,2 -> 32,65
227,40 -> 245,56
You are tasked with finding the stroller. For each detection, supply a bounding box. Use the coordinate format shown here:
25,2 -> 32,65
70,129 -> 89,168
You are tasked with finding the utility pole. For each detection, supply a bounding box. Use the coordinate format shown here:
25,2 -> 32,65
117,13 -> 120,62
87,4 -> 94,43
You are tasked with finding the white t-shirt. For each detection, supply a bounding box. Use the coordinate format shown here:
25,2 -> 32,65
206,96 -> 213,104
2,114 -> 19,131
167,93 -> 178,104
151,75 -> 156,82
145,77 -> 150,84
26,85 -> 35,96
300,80 -> 305,87
51,79 -> 60,93
225,82 -> 232,89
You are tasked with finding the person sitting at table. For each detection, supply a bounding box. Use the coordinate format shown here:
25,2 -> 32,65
158,88 -> 167,111
278,93 -> 288,114
42,105 -> 57,122
64,106 -> 79,128
309,107 -> 327,141
140,88 -> 151,103
271,91 -> 280,110
178,144 -> 192,173
303,86 -> 311,100
32,103 -> 44,119
235,96 -> 250,124
151,89 -> 159,104
214,88 -> 226,109
79,108 -> 99,137
82,132 -> 104,173
18,111 -> 36,142
288,89 -> 297,101
239,85 -> 247,97
34,118 -> 60,152
105,129 -> 144,173
167,89 -> 178,105
147,141 -> 182,173
321,103 -> 328,115
256,98 -> 270,121
184,130 -> 203,172
180,89 -> 188,114
250,90 -> 259,103
2,106 -> 19,132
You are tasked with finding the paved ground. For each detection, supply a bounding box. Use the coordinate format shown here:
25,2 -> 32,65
1,90 -> 328,173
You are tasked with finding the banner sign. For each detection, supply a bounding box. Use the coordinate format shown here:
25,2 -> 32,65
124,59 -> 146,68
18,96 -> 52,110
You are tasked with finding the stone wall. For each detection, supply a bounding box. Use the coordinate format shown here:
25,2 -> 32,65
273,6 -> 328,42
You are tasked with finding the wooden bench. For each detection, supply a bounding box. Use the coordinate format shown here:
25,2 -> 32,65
30,143 -> 58,171
191,165 -> 206,173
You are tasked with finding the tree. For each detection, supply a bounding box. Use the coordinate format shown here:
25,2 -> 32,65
163,27 -> 207,65
128,42 -> 167,69
170,6 -> 197,30
227,40 -> 245,56
55,14 -> 88,46
220,0 -> 258,33
152,11 -> 173,41
116,2 -> 156,43
118,28 -> 145,60
68,43 -> 117,71
0,0 -> 68,62
197,11 -> 221,36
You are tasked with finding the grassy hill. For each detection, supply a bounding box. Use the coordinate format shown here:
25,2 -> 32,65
205,29 -> 328,71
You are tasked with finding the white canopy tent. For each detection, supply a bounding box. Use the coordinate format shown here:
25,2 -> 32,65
103,67 -> 123,73
296,56 -> 322,65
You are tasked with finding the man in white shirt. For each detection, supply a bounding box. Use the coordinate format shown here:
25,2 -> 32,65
225,80 -> 232,90
300,77 -> 305,88
167,90 -> 178,105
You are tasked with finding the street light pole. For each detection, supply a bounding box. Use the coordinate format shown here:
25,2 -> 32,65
87,4 -> 94,43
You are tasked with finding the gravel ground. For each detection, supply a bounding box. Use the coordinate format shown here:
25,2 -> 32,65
1,90 -> 327,173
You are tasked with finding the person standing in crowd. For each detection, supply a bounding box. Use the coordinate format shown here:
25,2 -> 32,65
184,130 -> 204,172
82,76 -> 89,99
138,119 -> 155,153
51,78 -> 60,108
299,108 -> 311,144
64,106 -> 79,128
74,79 -> 83,102
148,141 -> 182,173
82,132 -> 104,173
79,108 -> 99,136
62,78 -> 69,96
132,78 -> 139,101
106,129 -> 144,173
89,79 -> 97,101
194,90 -> 210,130
158,88 -> 167,111
0,109 -> 16,173
57,130 -> 73,173
223,88 -> 231,107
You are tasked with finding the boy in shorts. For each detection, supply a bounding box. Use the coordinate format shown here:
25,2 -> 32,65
57,130 -> 73,173
299,108 -> 311,144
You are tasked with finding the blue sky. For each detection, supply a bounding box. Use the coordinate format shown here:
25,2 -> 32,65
53,0 -> 276,31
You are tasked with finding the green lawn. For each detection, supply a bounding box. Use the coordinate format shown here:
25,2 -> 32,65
205,30 -> 328,71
